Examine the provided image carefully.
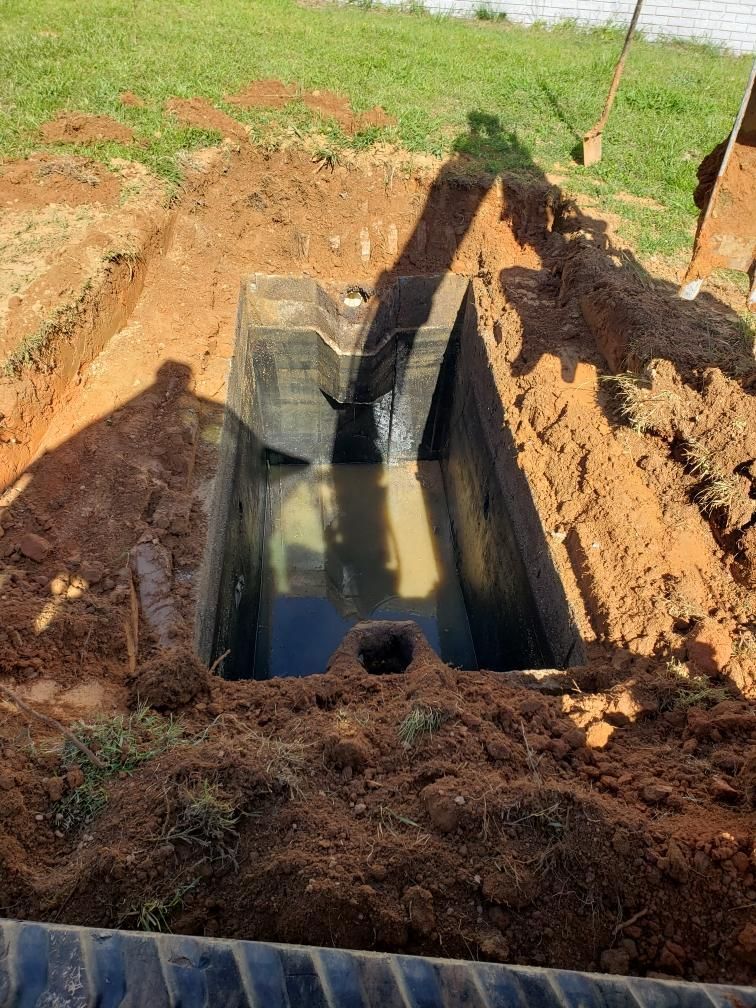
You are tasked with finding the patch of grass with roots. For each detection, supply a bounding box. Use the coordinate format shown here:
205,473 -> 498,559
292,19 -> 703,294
657,659 -> 730,711
164,777 -> 240,866
600,370 -> 675,434
127,879 -> 198,933
682,439 -> 742,523
398,705 -> 446,747
53,706 -> 184,832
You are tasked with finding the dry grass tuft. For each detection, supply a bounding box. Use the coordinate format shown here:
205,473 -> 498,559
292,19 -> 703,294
600,371 -> 675,434
398,705 -> 445,747
733,630 -> 756,659
128,879 -> 198,933
682,439 -> 741,522
244,729 -> 310,798
627,311 -> 755,379
657,659 -> 730,711
165,777 -> 240,866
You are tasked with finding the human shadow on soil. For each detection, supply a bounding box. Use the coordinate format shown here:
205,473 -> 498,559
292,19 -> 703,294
459,110 -> 755,648
311,109 -> 582,676
0,360 -> 225,690
0,124 -> 754,976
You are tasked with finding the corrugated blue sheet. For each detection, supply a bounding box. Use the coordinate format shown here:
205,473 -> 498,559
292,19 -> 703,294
0,919 -> 753,1008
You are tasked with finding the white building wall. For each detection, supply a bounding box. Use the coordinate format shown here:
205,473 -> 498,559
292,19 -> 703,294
377,0 -> 756,54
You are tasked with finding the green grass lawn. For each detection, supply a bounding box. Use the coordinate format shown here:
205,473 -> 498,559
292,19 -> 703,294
0,0 -> 751,256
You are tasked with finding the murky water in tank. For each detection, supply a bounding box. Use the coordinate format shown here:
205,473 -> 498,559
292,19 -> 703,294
253,461 -> 478,677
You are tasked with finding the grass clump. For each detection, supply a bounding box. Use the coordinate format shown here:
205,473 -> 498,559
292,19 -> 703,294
658,659 -> 729,711
165,777 -> 240,866
54,706 -> 183,832
733,630 -> 756,659
2,278 -> 99,377
129,879 -> 198,933
102,246 -> 142,280
600,370 -> 675,434
682,439 -> 740,522
2,320 -> 58,377
250,731 -> 309,798
398,704 -> 445,747
227,723 -> 309,798
312,145 -> 341,172
475,4 -> 506,21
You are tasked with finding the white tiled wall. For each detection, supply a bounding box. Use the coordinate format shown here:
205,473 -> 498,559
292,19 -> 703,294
378,0 -> 756,53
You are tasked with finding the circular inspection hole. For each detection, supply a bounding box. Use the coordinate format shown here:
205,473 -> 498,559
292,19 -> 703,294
343,285 -> 370,308
359,631 -> 414,675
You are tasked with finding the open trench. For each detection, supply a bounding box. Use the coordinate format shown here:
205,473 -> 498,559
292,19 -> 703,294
0,143 -> 754,984
197,272 -> 583,681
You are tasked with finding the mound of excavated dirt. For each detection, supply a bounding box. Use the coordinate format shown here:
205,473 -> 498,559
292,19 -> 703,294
119,91 -> 145,108
0,140 -> 754,984
164,98 -> 248,141
129,645 -> 210,711
1,661 -> 755,982
40,112 -> 134,145
225,78 -> 298,108
225,79 -> 396,133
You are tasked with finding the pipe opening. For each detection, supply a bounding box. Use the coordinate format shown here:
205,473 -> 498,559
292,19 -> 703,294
359,631 -> 414,675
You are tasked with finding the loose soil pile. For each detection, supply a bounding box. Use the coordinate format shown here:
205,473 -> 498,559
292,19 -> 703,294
39,112 -> 135,145
226,78 -> 397,132
165,97 -> 249,141
0,98 -> 754,984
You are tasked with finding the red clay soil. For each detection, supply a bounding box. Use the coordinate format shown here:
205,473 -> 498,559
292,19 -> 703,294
0,153 -> 170,486
225,78 -> 298,108
40,112 -> 135,145
687,140 -> 756,280
0,124 -> 754,983
119,91 -> 146,108
226,78 -> 397,132
0,152 -> 124,209
164,97 -> 249,141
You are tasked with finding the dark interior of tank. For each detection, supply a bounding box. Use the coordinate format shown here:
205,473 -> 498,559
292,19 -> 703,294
196,274 -> 583,680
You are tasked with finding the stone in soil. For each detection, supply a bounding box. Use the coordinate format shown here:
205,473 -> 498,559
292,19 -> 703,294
19,532 -> 52,562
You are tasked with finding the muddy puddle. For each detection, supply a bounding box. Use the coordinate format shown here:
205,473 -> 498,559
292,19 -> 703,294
255,460 -> 477,678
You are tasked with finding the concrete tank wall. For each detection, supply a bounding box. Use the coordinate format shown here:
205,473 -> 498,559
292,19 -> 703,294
196,273 -> 584,678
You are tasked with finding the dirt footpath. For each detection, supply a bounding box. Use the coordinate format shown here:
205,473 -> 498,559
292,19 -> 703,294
0,115 -> 754,982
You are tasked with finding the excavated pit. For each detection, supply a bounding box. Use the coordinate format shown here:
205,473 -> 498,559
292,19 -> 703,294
197,273 -> 583,679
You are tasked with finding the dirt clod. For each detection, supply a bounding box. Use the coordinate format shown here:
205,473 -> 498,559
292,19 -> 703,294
79,560 -> 105,584
44,777 -> 65,802
19,532 -> 52,562
40,112 -> 134,145
165,98 -> 248,141
129,646 -> 210,711
600,948 -> 631,974
641,784 -> 673,804
737,923 -> 756,965
586,721 -> 614,749
119,91 -> 145,108
421,778 -> 462,833
403,885 -> 435,936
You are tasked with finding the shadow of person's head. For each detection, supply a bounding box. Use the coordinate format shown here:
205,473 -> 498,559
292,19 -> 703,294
452,110 -> 538,174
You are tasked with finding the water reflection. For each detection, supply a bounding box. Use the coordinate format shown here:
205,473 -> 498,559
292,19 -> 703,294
254,460 -> 477,677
